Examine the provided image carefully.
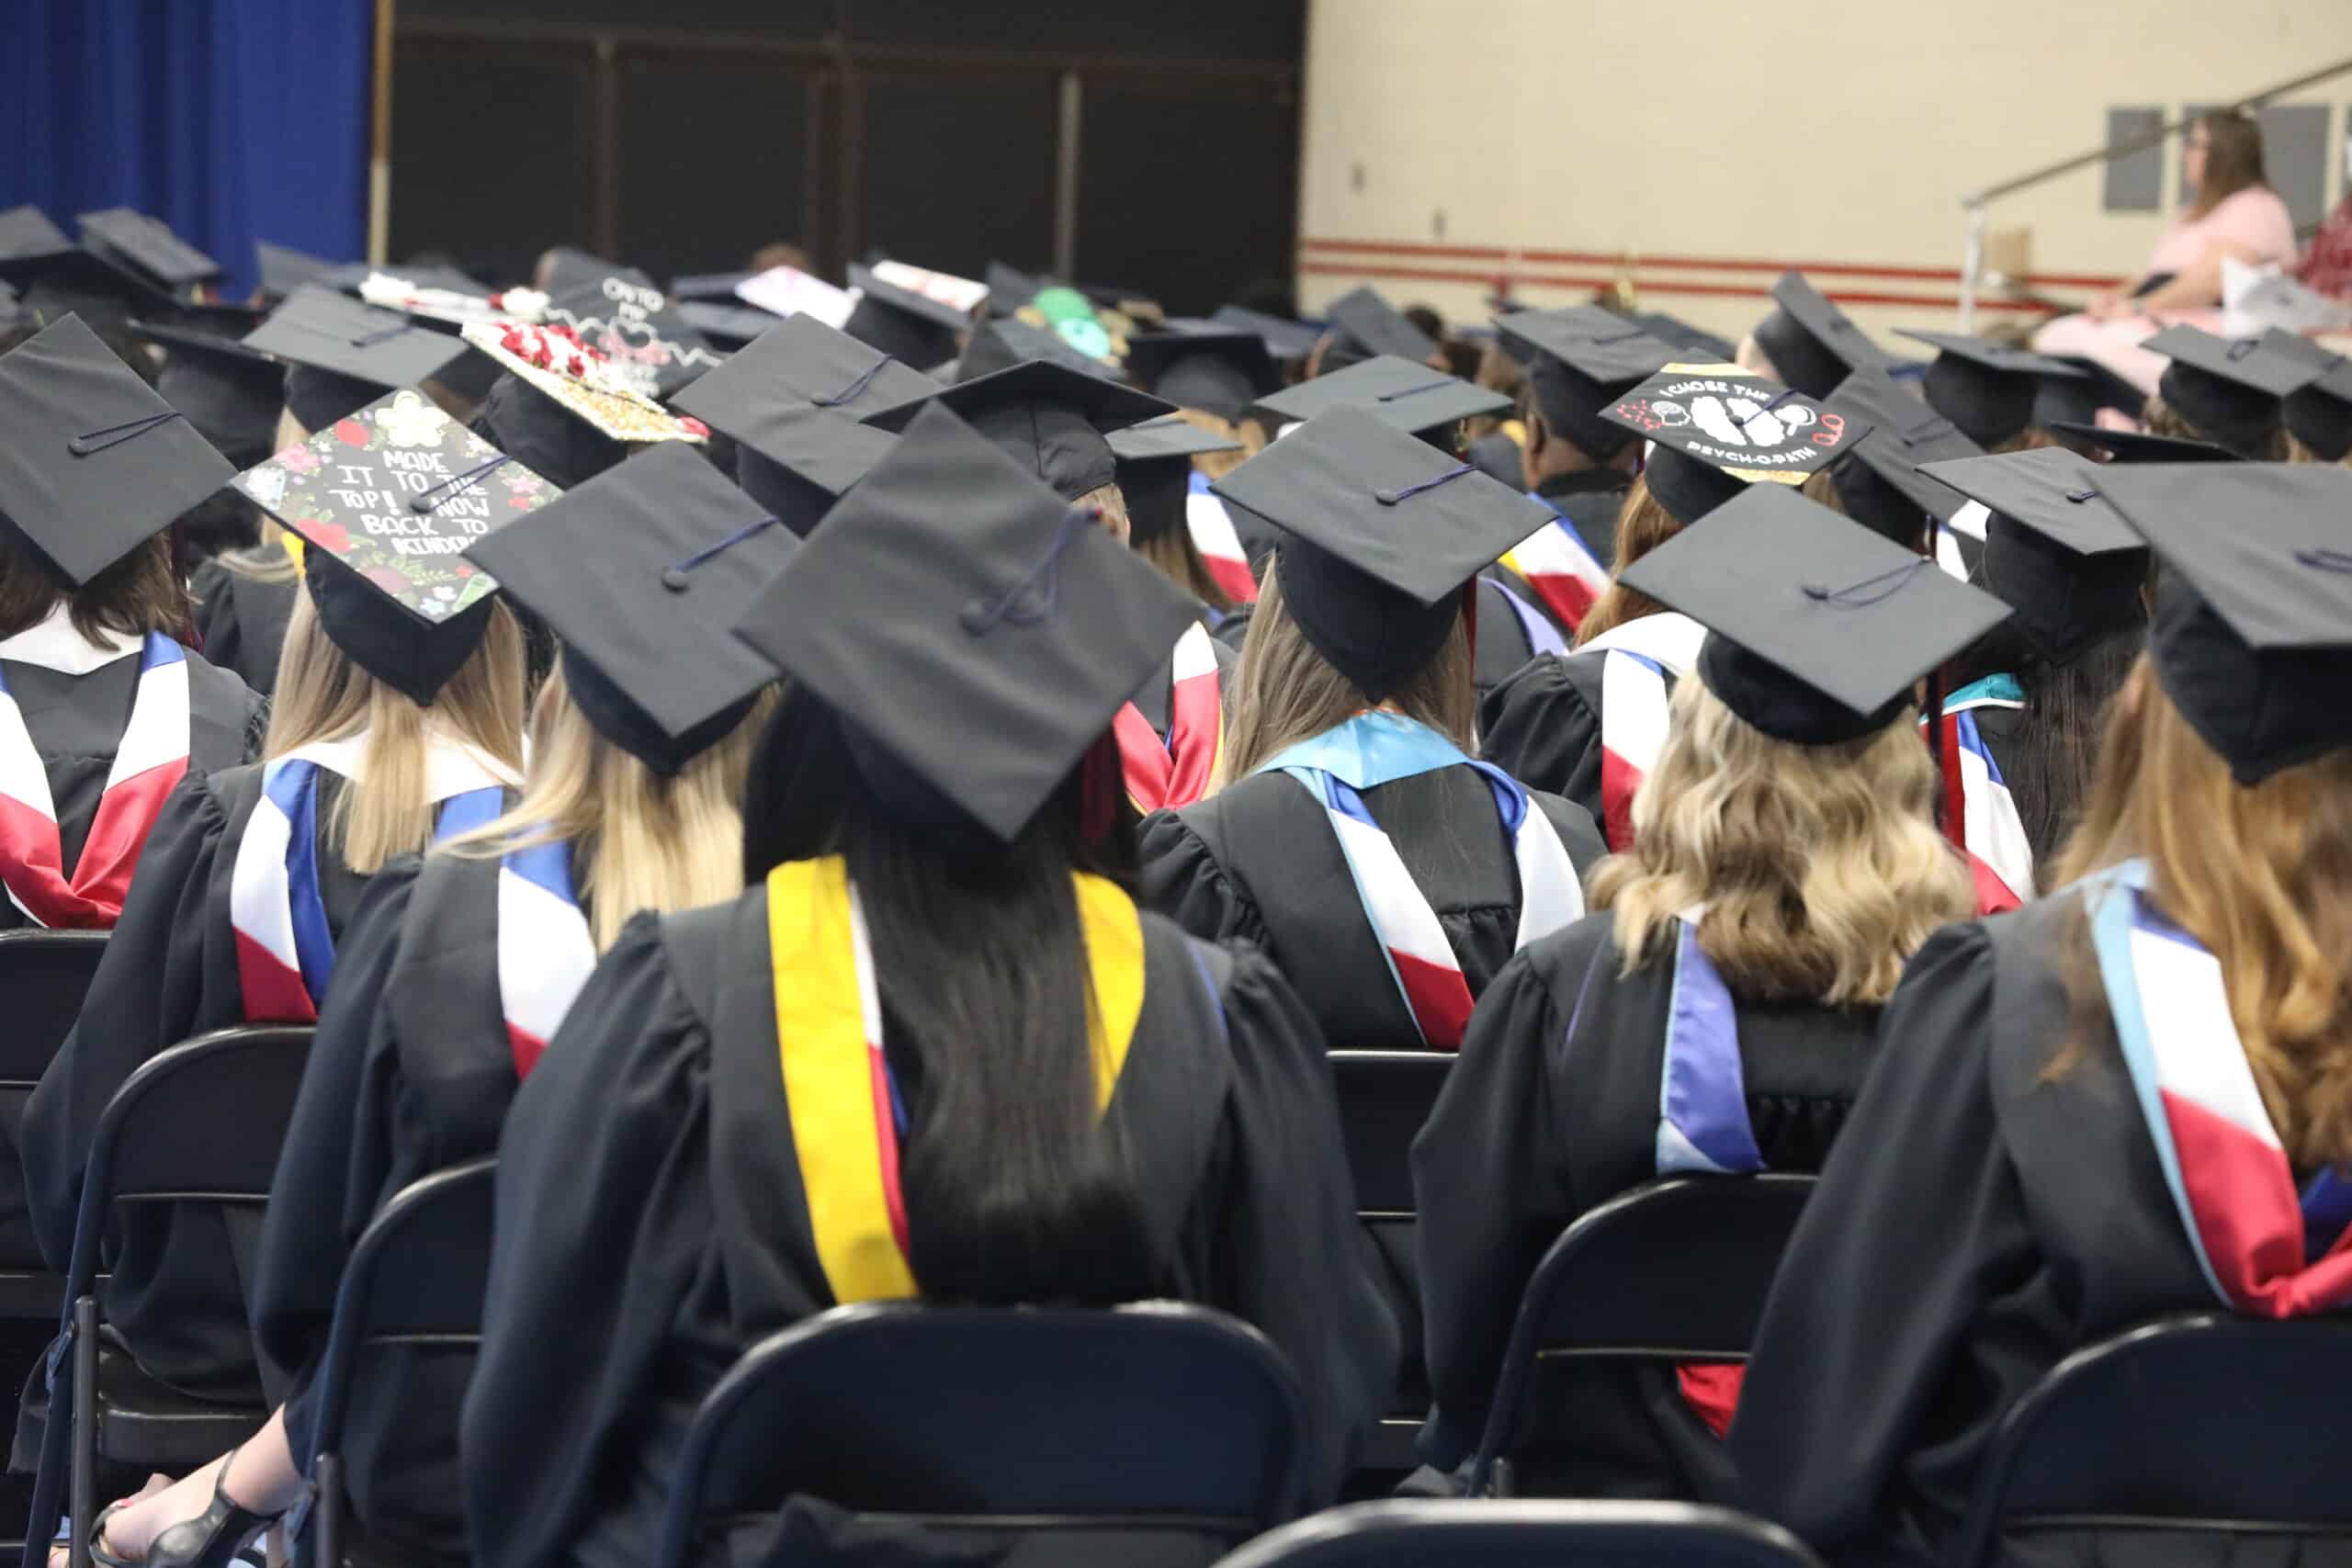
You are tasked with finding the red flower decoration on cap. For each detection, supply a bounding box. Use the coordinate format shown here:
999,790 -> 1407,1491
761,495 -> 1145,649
333,419 -> 370,448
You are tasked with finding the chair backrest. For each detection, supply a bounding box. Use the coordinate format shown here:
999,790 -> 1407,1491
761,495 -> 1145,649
1327,1052 -> 1451,1217
654,1301 -> 1309,1568
0,931 -> 109,1089
305,1158 -> 496,1464
1211,1499 -> 1825,1568
1950,1312 -> 2352,1567
1470,1174 -> 1816,1483
63,1025 -> 314,1295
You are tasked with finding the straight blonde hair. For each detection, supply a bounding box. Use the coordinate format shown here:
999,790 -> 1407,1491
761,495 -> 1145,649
1592,671 -> 1972,1006
444,663 -> 775,949
1215,561 -> 1474,784
264,587 -> 529,873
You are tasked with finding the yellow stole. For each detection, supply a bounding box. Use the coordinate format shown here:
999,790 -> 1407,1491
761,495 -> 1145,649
767,856 -> 1147,1304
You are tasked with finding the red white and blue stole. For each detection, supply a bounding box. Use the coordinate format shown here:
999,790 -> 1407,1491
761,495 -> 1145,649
1260,712 -> 1584,1050
768,855 -> 1144,1303
1929,675 -> 2031,915
1186,470 -> 1259,604
1487,578 -> 1567,659
230,737 -> 511,1022
1501,506 -> 1611,634
0,622 -> 190,929
2092,862 -> 2352,1317
496,835 -> 596,1078
1581,613 -> 1708,853
1113,622 -> 1222,814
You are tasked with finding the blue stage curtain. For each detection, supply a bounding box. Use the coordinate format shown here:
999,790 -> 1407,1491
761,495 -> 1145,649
2,0 -> 371,299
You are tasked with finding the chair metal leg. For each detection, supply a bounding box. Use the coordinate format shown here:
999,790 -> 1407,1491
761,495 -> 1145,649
68,1297 -> 94,1568
312,1453 -> 340,1568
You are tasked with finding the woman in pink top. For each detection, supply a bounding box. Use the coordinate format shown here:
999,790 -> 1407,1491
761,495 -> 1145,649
2034,110 -> 2298,392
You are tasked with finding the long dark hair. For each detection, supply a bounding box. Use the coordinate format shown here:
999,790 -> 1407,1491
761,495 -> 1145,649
2188,109 -> 2267,221
741,690 -> 1157,1304
2006,624 -> 2145,880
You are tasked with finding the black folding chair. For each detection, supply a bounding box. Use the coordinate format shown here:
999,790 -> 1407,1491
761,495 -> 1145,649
1467,1174 -> 1816,1495
304,1158 -> 495,1568
0,931 -> 109,1294
24,1025 -> 312,1568
1950,1312 -> 2352,1566
1212,1498 -> 1825,1568
1327,1050 -> 1451,1472
652,1301 -> 1308,1568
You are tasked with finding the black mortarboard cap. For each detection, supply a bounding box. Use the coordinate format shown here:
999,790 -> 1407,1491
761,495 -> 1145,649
0,243 -> 180,324
1213,304 -> 1322,362
468,373 -> 625,494
731,408 -> 896,537
668,271 -> 752,302
0,208 -> 69,260
0,314 -> 235,583
1324,285 -> 1438,365
1124,330 -> 1279,423
673,310 -> 942,423
1895,329 -> 2086,449
463,440 -> 791,772
1602,365 -> 1865,526
984,261 -> 1045,316
2044,420 -> 2238,466
2144,324 -> 2316,458
2283,353 -> 2352,462
246,286 -> 467,430
130,319 -> 286,469
859,357 -> 1171,502
842,262 -> 971,367
1920,446 -> 2151,660
1253,355 -> 1510,441
1620,486 -> 2011,744
1634,311 -> 1736,362
255,240 -> 336,301
1211,403 -> 1553,698
77,209 -> 220,290
734,401 -> 1199,842
537,248 -> 718,398
1752,272 -> 1884,400
1109,413 -> 1240,545
2095,463 -> 2352,782
675,299 -> 785,349
1495,306 -> 1678,460
956,318 -> 1128,386
1822,367 -> 1985,546
232,389 -> 558,702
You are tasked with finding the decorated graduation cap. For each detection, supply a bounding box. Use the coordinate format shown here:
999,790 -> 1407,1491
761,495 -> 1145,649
130,319 -> 286,469
1254,355 -> 1510,443
1920,446 -> 2151,661
1895,330 -> 2086,449
734,400 -> 1199,843
2044,420 -> 2236,466
0,207 -> 70,259
1494,306 -> 1679,461
462,440 -> 791,773
1620,486 -> 2011,745
859,357 -> 1171,502
2143,325 -> 2317,458
1601,364 -> 1863,526
0,314 -> 235,583
77,209 -> 220,291
537,248 -> 720,398
245,285 -> 469,432
1124,330 -> 1279,423
231,388 -> 557,702
956,318 -> 1127,385
1322,285 -> 1438,368
1108,413 -> 1241,546
461,319 -> 707,440
1822,367 -> 1985,546
842,260 -> 978,367
2095,463 -> 2352,782
1751,273 -> 1884,400
1213,304 -> 1322,363
1212,403 -> 1554,698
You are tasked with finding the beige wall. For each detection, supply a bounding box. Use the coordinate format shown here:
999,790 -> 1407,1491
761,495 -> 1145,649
1298,0 -> 2352,348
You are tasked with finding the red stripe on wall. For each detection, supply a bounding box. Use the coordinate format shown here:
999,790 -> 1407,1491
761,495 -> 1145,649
1297,236 -> 2126,292
1295,260 -> 2065,314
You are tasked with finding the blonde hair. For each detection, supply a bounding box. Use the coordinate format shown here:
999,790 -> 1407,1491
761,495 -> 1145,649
2282,430 -> 2352,468
1136,526 -> 1234,610
2143,392 -> 2291,461
224,407 -> 308,586
264,587 -> 529,873
1215,562 -> 1474,784
444,663 -> 774,949
1590,671 -> 1972,1006
2052,656 -> 2352,1166
1572,475 -> 1681,648
1172,408 -> 1261,479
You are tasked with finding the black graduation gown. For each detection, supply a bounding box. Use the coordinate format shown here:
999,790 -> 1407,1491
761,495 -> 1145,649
1139,763 -> 1607,1053
1478,615 -> 1704,822
189,554 -> 300,699
1413,914 -> 1883,1495
1531,468 -> 1631,570
461,888 -> 1395,1568
16,764 -> 387,1440
1210,600 -> 1255,655
1726,895 -> 2352,1568
1475,574 -> 1566,707
252,847 -> 582,1568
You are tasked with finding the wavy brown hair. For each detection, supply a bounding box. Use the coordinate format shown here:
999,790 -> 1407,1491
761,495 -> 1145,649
2143,391 -> 2290,460
1591,671 -> 1972,1005
2188,108 -> 2268,222
0,530 -> 187,644
1570,475 -> 1681,647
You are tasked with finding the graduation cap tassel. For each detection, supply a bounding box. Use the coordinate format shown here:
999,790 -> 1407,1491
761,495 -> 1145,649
409,455 -> 512,514
661,514 -> 785,591
812,355 -> 897,409
1800,556 -> 1931,608
66,409 -> 182,457
1374,464 -> 1474,506
959,506 -> 1094,633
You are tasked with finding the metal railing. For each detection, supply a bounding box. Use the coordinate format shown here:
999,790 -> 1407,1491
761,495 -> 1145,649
1956,54 -> 2352,332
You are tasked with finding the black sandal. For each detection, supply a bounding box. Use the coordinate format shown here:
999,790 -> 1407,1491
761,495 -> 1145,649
140,1452 -> 281,1568
85,1503 -> 137,1568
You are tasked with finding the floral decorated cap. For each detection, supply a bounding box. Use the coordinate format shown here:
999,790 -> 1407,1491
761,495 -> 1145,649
459,319 -> 708,446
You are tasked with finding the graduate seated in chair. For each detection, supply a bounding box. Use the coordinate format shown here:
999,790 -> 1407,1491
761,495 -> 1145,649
458,403 -> 1395,1568
1413,489 -> 1998,1499
1730,464 -> 2352,1567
